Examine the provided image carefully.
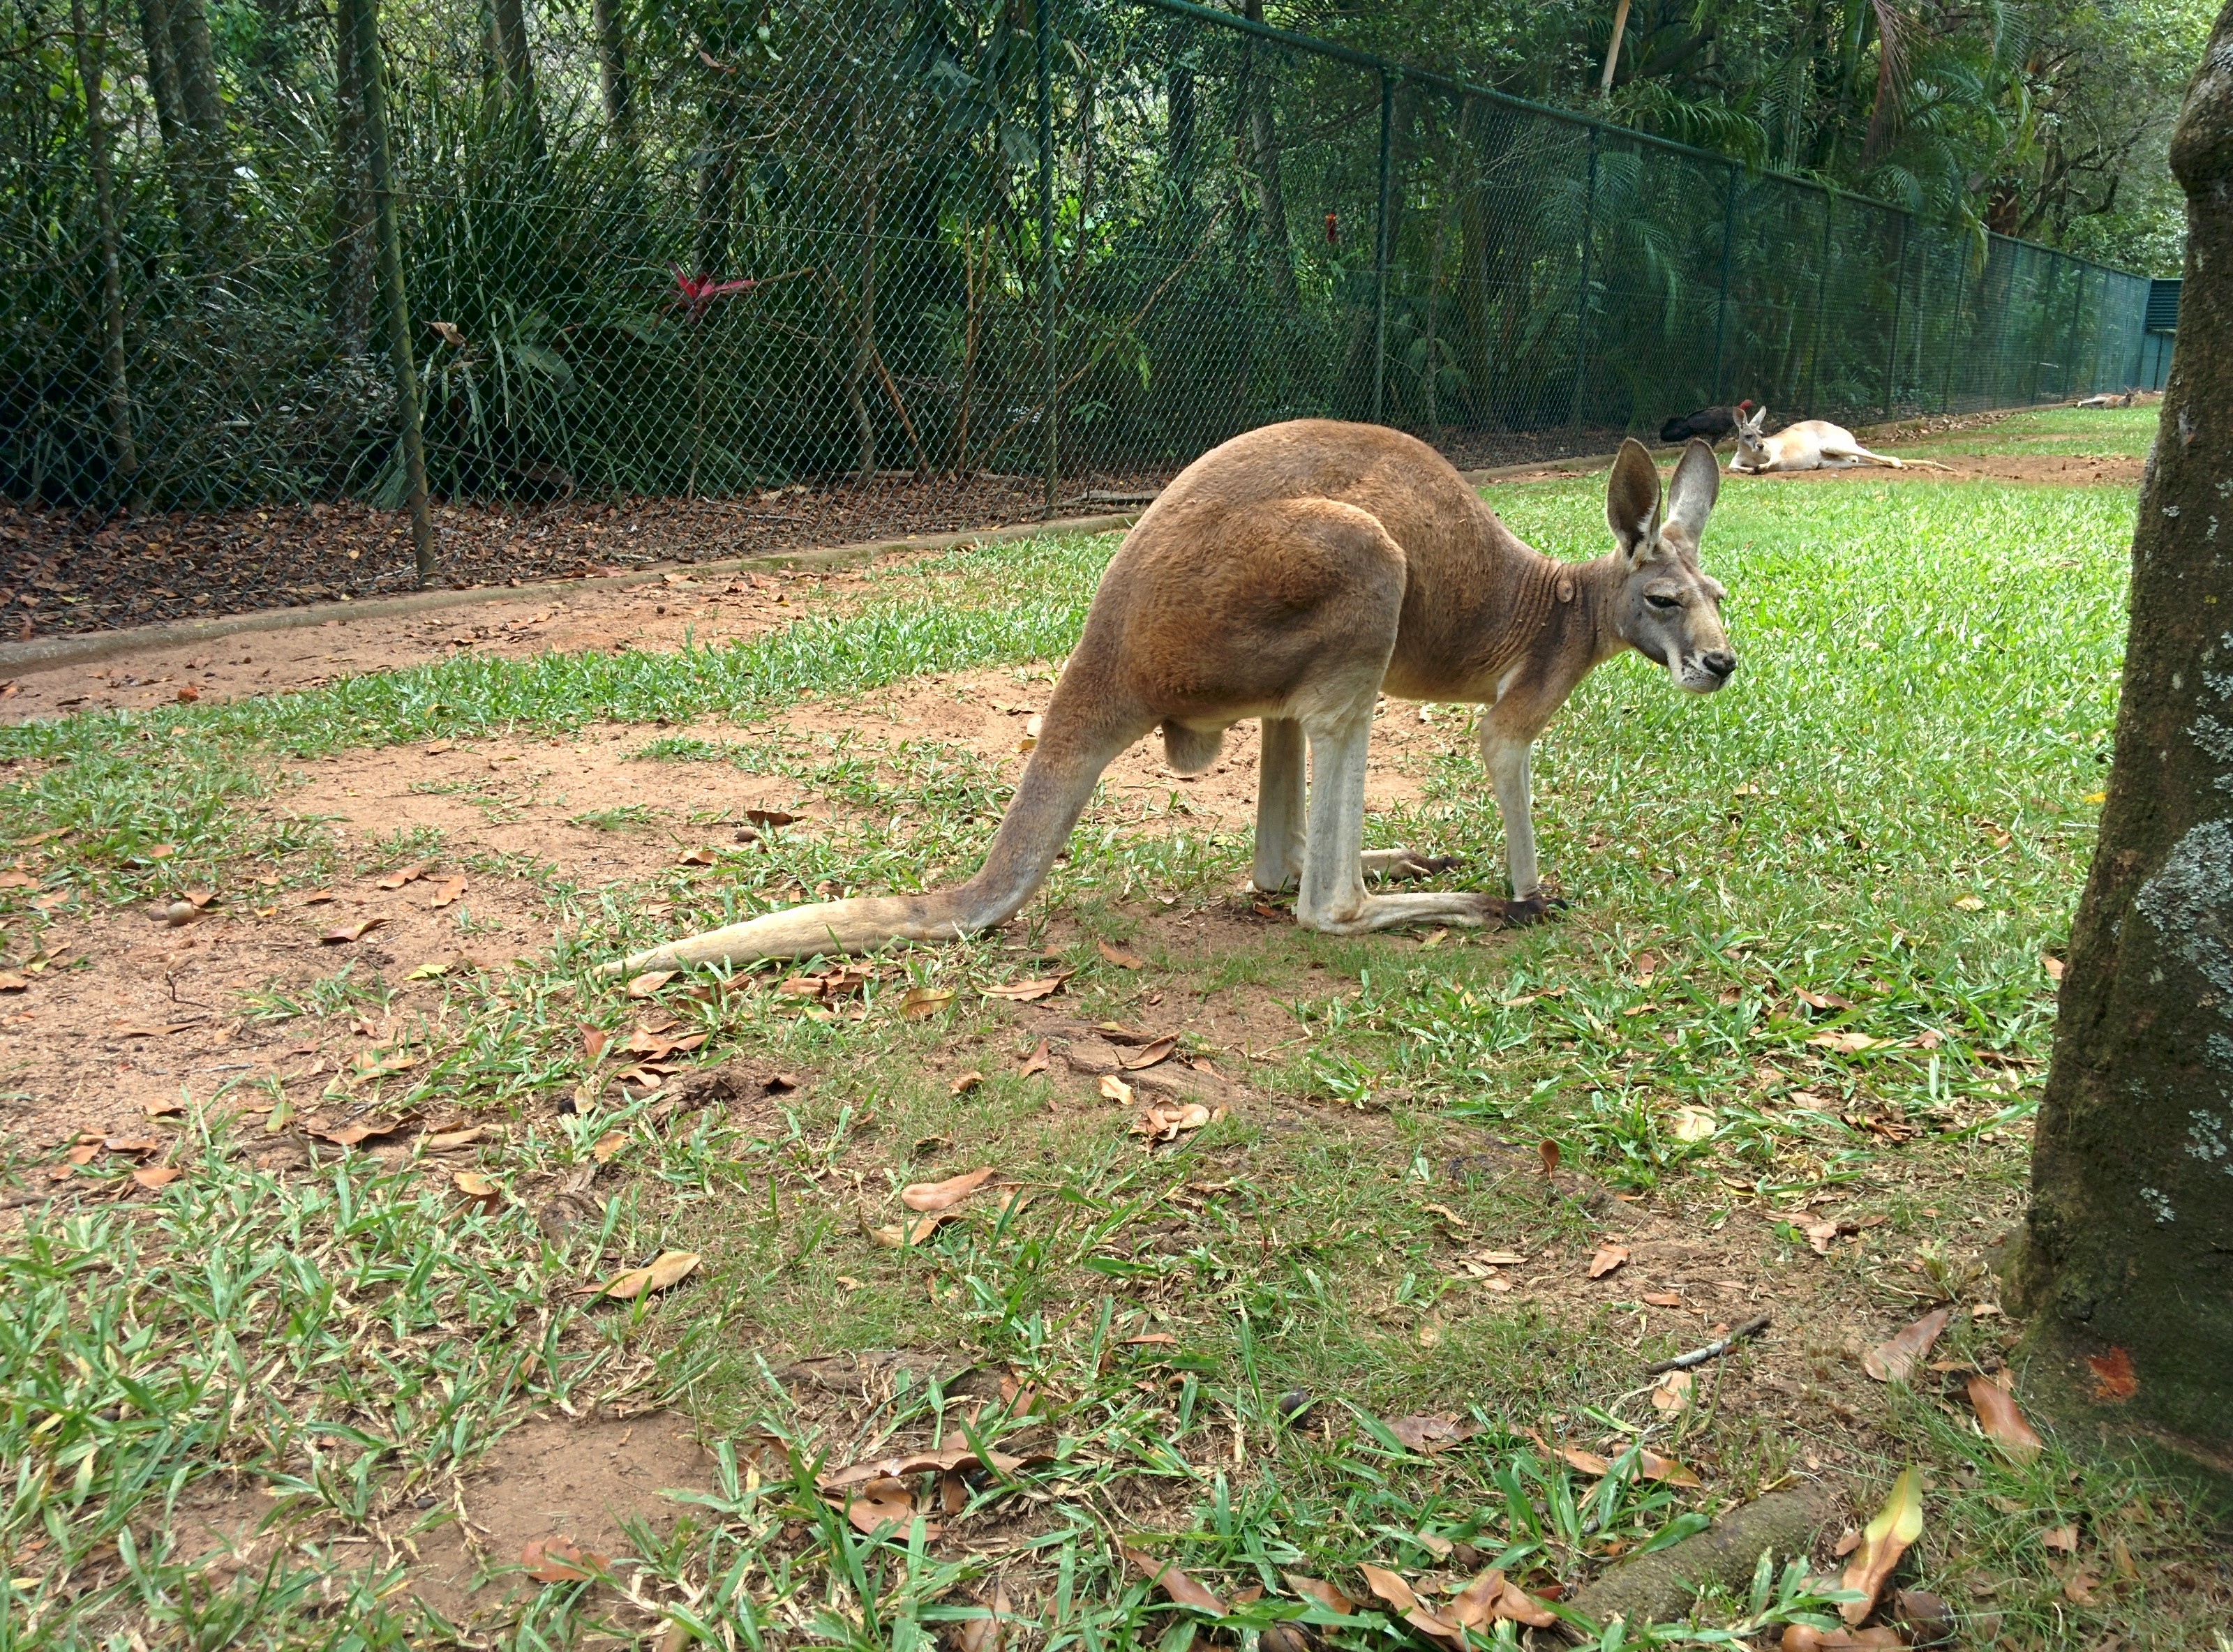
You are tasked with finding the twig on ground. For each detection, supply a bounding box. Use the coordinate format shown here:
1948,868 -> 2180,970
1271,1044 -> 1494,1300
1646,1313 -> 1770,1374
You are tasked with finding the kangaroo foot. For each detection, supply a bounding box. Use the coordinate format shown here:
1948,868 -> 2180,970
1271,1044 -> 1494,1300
1497,893 -> 1568,926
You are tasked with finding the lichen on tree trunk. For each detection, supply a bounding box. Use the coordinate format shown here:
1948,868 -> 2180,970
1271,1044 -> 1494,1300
2015,0 -> 2233,1455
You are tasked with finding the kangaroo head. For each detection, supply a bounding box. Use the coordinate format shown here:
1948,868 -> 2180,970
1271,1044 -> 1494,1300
1732,404 -> 1771,469
1604,437 -> 1735,693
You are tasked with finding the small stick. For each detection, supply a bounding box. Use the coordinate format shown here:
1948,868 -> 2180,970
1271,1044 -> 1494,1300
1647,1313 -> 1770,1374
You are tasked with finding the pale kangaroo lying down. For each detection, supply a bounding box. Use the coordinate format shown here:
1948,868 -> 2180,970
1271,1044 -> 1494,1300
614,421 -> 1736,973
1728,405 -> 1952,473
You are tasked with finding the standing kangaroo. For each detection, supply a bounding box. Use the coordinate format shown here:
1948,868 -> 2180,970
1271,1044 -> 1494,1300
1728,405 -> 1947,473
615,421 -> 1735,973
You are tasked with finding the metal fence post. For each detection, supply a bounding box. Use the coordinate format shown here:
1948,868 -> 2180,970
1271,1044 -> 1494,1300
1036,0 -> 1057,516
1709,161 -> 1736,403
1372,69 -> 1392,426
1942,248 -> 1964,412
346,0 -> 433,584
1881,211 -> 1907,419
2064,260 -> 2086,397
1568,127 -> 1599,430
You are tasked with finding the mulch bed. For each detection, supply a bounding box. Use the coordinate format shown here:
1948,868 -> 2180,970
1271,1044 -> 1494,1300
1,426 -> 1629,641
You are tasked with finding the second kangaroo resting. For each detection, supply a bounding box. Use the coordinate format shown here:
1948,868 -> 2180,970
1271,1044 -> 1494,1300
615,421 -> 1736,973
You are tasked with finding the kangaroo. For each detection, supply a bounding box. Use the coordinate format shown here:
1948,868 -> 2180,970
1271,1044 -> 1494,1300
1728,405 -> 1950,474
613,421 -> 1735,973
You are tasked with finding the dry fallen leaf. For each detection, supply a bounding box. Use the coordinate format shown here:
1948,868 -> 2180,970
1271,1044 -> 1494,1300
1132,1100 -> 1214,1143
428,876 -> 468,908
133,1165 -> 181,1190
375,862 -> 428,890
949,1070 -> 984,1095
901,1166 -> 996,1212
1650,1370 -> 1694,1414
1099,1074 -> 1135,1106
1588,1242 -> 1629,1279
1122,1549 -> 1226,1615
2060,1568 -> 2098,1606
2087,1346 -> 2137,1402
1020,1039 -> 1050,1076
1384,1414 -> 1479,1454
1096,939 -> 1147,970
1642,1291 -> 1685,1307
1670,1105 -> 1717,1142
1840,1466 -> 1925,1624
627,970 -> 678,998
675,847 -> 718,866
592,1250 -> 701,1300
1864,1307 -> 1951,1383
306,1113 -> 419,1147
955,1586 -> 1015,1652
2040,1523 -> 2078,1554
590,1130 -> 629,1164
1358,1564 -> 1466,1650
1285,1573 -> 1354,1616
1966,1372 -> 2045,1462
837,1477 -> 928,1536
899,986 -> 955,1020
2040,952 -> 2066,982
454,1170 -> 500,1198
1780,1628 -> 1907,1651
870,1212 -> 957,1249
0,971 -> 27,991
116,1020 -> 200,1039
521,1535 -> 608,1583
1538,1139 -> 1561,1176
984,974 -> 1068,1001
1120,1034 -> 1179,1071
1808,1030 -> 1889,1053
320,916 -> 389,945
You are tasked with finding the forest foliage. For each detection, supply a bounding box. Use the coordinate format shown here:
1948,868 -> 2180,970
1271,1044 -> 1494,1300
0,0 -> 2168,515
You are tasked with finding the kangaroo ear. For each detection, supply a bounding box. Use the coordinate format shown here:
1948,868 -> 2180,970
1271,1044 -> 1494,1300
1606,437 -> 1663,560
1659,438 -> 1721,558
1744,405 -> 1768,433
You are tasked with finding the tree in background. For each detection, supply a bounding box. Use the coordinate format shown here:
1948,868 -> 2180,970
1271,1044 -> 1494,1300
1269,0 -> 2213,273
2015,0 -> 2232,1455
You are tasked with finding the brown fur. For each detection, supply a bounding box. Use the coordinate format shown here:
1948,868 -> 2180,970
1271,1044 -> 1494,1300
613,420 -> 1736,970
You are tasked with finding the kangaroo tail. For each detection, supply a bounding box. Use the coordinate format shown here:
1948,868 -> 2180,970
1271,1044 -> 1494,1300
607,711 -> 1142,974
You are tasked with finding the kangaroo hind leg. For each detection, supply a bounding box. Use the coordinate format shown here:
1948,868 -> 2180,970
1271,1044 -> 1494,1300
1294,709 -> 1509,936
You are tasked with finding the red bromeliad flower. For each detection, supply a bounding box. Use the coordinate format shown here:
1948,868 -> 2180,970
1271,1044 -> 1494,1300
671,266 -> 766,322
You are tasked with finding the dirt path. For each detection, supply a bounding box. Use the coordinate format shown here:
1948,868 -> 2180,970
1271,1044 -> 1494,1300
0,562 -> 874,723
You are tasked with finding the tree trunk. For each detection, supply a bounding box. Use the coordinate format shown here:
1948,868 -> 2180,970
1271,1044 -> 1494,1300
1167,62 -> 1195,211
591,0 -> 633,147
2014,0 -> 2233,1457
328,7 -> 375,352
1240,0 -> 1300,322
136,0 -> 207,259
75,0 -> 141,513
488,0 -> 533,100
167,0 -> 231,250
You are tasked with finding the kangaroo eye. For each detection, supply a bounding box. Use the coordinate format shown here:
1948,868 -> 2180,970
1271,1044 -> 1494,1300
1645,593 -> 1680,610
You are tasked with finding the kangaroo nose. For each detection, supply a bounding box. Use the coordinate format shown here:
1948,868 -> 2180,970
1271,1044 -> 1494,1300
1701,649 -> 1737,679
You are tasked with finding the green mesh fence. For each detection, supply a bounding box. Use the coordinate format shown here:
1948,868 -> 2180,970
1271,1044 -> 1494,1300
3,0 -> 2151,560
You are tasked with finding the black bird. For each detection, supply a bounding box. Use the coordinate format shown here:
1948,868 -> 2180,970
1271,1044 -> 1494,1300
1658,398 -> 1752,444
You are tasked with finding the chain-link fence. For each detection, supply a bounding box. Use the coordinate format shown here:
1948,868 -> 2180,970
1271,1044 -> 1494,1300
4,0 -> 2151,585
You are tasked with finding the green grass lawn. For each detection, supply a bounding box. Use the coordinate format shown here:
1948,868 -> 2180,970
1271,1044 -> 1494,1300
1890,402 -> 2163,458
3,414 -> 2224,1649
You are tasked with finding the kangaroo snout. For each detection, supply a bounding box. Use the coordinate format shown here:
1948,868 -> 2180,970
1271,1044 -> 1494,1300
1701,648 -> 1737,682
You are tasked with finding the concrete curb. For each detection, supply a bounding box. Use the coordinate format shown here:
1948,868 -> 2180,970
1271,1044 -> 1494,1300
0,509 -> 1143,679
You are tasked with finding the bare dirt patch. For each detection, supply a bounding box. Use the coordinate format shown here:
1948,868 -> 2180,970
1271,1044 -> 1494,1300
167,1410 -> 708,1630
0,671 -> 1474,1149
409,1410 -> 706,1625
